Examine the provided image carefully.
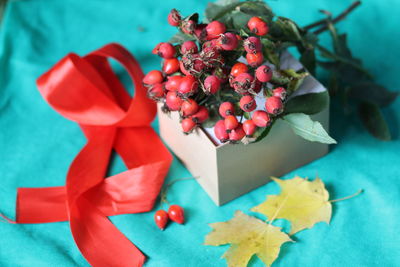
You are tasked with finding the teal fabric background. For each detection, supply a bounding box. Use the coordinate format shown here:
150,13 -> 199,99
0,0 -> 399,266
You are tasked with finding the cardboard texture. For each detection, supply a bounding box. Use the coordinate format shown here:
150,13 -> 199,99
157,54 -> 330,206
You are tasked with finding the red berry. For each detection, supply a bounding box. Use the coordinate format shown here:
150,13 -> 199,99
243,36 -> 262,54
247,17 -> 269,36
265,96 -> 284,115
191,106 -> 209,123
154,210 -> 169,230
272,87 -> 287,101
230,62 -> 248,78
219,102 -> 235,118
181,20 -> 196,35
229,124 -> 246,141
147,83 -> 164,100
246,52 -> 264,67
152,43 -> 162,55
204,75 -> 221,94
179,75 -> 198,95
233,73 -> 254,94
163,58 -> 180,74
194,24 -> 207,40
224,115 -> 239,131
165,75 -> 183,91
206,21 -> 226,40
180,41 -> 198,54
255,65 -> 273,82
243,119 -> 257,136
181,98 -> 199,116
167,9 -> 181,27
165,91 -> 183,111
181,117 -> 196,133
157,43 -> 176,59
179,59 -> 191,76
239,95 -> 256,112
168,205 -> 185,224
252,110 -> 271,127
218,32 -> 238,51
143,70 -> 163,85
214,120 -> 229,142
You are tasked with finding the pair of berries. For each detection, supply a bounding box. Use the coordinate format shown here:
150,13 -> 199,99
155,205 -> 185,230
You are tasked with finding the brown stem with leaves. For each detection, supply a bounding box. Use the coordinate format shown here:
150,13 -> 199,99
303,1 -> 361,34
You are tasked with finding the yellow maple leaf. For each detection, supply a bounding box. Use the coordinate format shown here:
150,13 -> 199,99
204,211 -> 292,267
251,176 -> 332,234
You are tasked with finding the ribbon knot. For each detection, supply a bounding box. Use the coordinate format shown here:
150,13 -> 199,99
2,43 -> 172,267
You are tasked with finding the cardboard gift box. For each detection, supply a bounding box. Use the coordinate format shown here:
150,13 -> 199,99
157,52 -> 330,206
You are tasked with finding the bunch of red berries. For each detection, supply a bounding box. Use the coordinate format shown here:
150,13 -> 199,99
143,9 -> 288,144
154,204 -> 184,230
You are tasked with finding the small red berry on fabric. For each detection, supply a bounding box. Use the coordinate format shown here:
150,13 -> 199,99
154,210 -> 169,230
239,95 -> 257,112
272,87 -> 287,101
167,9 -> 181,27
162,58 -> 180,75
143,70 -> 164,85
219,102 -> 235,118
191,106 -> 209,123
246,52 -> 264,67
255,65 -> 273,82
206,21 -> 226,40
252,110 -> 271,127
265,96 -> 284,115
243,119 -> 257,137
247,17 -> 269,36
181,118 -> 196,133
243,36 -> 262,54
168,205 -> 185,224
180,98 -> 199,116
214,120 -> 229,143
165,91 -> 183,111
204,75 -> 221,94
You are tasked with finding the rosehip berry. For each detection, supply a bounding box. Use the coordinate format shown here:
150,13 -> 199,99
233,73 -> 254,94
143,70 -> 163,85
230,62 -> 248,78
191,106 -> 209,123
194,24 -> 207,40
165,75 -> 182,91
255,65 -> 273,82
214,120 -> 229,143
152,43 -> 162,55
168,205 -> 185,224
165,91 -> 183,111
229,124 -> 246,141
224,115 -> 239,132
272,87 -> 287,101
179,60 -> 191,76
180,98 -> 199,116
206,21 -> 226,40
218,32 -> 238,51
243,36 -> 262,54
239,95 -> 256,112
178,75 -> 198,95
265,96 -> 284,115
243,119 -> 257,136
181,117 -> 196,133
204,75 -> 221,94
219,102 -> 235,118
180,41 -> 198,54
157,43 -> 176,59
246,52 -> 264,67
252,110 -> 271,127
154,210 -> 169,230
181,19 -> 196,34
247,17 -> 269,36
147,83 -> 164,100
163,58 -> 180,74
167,9 -> 181,27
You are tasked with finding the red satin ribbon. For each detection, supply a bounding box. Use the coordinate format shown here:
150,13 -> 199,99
2,43 -> 173,267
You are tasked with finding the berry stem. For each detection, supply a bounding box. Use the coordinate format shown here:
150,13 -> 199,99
159,176 -> 198,207
329,189 -> 363,203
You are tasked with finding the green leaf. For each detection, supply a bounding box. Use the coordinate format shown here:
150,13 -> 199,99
274,17 -> 303,42
253,121 -> 275,143
237,1 -> 274,24
202,106 -> 220,128
204,0 -> 242,22
300,48 -> 316,75
349,82 -> 398,107
358,102 -> 391,141
284,91 -> 329,115
283,113 -> 336,144
169,32 -> 196,44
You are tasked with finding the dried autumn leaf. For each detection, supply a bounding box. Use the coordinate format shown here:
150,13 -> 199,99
204,211 -> 292,267
252,176 -> 332,234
